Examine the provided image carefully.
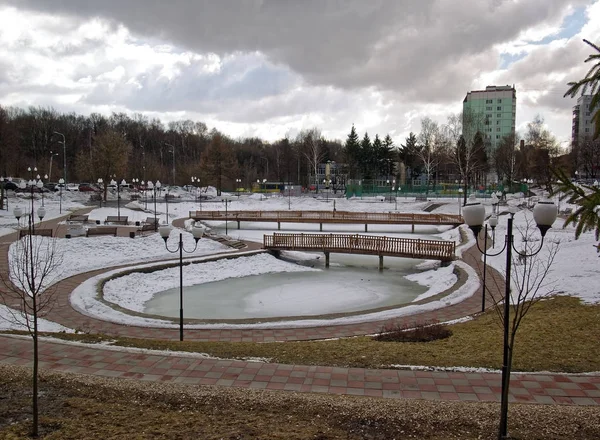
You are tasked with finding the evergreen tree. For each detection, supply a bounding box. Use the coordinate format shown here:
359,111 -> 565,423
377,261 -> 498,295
372,134 -> 383,177
399,132 -> 421,182
381,134 -> 396,177
344,124 -> 361,178
360,132 -> 372,178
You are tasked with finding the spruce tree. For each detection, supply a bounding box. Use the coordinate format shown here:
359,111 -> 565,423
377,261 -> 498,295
360,132 -> 373,178
344,124 -> 361,178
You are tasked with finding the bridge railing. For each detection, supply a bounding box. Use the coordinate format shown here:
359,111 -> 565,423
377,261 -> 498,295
264,233 -> 455,260
190,210 -> 462,224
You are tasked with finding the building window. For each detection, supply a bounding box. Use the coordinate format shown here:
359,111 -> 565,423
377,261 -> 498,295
497,106 -> 502,111
586,128 -> 590,132
497,113 -> 501,118
486,99 -> 492,104
496,135 -> 500,139
497,99 -> 502,103
497,121 -> 500,125
486,106 -> 492,111
496,128 -> 501,132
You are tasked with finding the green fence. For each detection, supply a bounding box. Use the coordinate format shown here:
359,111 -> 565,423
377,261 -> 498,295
345,181 -> 529,199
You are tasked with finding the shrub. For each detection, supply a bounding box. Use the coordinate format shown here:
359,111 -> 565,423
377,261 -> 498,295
373,320 -> 452,342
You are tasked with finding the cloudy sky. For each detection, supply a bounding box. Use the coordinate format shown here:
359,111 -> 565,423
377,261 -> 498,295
0,0 -> 598,147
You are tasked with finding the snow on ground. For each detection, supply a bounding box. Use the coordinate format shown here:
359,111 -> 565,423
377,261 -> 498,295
408,264 -> 458,302
0,304 -> 73,333
8,232 -> 231,290
104,253 -> 319,312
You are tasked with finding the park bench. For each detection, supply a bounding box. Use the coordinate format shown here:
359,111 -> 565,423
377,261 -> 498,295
19,228 -> 53,239
86,227 -> 118,237
68,214 -> 89,223
104,216 -> 129,225
136,222 -> 156,236
145,216 -> 158,226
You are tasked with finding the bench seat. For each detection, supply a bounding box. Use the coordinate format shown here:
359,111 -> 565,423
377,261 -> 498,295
104,216 -> 128,225
19,228 -> 53,239
86,227 -> 118,237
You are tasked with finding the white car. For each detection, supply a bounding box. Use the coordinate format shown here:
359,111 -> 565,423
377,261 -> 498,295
66,183 -> 79,191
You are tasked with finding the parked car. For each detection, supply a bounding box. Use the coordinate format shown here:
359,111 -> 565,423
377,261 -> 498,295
1,180 -> 18,191
66,183 -> 79,191
44,182 -> 57,192
78,183 -> 97,192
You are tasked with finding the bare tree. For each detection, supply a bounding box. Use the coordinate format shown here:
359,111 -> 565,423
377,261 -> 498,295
417,118 -> 441,197
0,234 -> 63,437
481,214 -> 559,434
298,128 -> 325,189
446,110 -> 487,204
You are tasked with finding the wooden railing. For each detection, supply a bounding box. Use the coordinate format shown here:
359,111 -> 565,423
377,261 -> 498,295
264,233 -> 455,261
189,210 -> 462,225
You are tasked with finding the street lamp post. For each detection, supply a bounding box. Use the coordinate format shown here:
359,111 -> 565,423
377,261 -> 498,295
58,178 -> 64,214
288,185 -> 294,210
462,195 -> 557,440
458,188 -> 464,216
222,199 -> 231,235
146,181 -> 161,231
165,143 -> 175,185
236,178 -> 241,197
97,178 -> 103,207
52,131 -> 66,184
323,179 -> 331,202
159,223 -> 205,341
48,152 -> 58,182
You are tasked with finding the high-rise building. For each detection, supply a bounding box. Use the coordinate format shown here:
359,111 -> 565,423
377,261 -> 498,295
462,85 -> 516,150
571,95 -> 597,151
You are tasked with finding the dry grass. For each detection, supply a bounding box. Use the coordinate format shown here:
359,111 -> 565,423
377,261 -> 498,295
34,296 -> 600,373
1,364 -> 599,440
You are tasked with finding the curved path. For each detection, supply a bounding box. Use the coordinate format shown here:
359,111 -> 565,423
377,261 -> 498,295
0,210 -> 598,406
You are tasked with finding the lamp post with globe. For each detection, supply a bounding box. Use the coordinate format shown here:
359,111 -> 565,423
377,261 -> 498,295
159,223 -> 205,341
462,195 -> 557,440
146,181 -> 161,231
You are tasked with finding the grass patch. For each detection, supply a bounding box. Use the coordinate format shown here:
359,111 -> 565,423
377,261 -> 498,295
31,296 -> 600,373
373,320 -> 453,343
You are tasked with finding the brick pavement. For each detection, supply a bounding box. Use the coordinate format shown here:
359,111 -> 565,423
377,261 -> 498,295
1,335 -> 598,405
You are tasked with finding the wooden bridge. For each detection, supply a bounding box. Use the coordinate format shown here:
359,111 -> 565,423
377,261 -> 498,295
263,233 -> 456,268
190,210 -> 463,232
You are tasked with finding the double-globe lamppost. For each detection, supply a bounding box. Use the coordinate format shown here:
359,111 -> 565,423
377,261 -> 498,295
158,223 -> 205,342
97,178 -> 103,207
58,178 -> 64,214
191,176 -> 201,210
146,181 -> 161,231
461,194 -> 557,440
235,178 -> 242,197
110,178 -> 127,221
288,185 -> 294,210
15,168 -> 46,235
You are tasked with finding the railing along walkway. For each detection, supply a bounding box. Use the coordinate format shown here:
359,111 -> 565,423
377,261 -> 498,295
264,233 -> 455,262
190,210 -> 462,231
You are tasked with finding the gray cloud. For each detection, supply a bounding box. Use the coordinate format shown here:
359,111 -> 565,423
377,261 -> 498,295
4,0 -> 586,103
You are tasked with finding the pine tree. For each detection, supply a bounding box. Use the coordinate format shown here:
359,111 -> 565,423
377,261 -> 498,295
381,134 -> 396,177
344,124 -> 361,178
360,132 -> 372,178
399,132 -> 420,182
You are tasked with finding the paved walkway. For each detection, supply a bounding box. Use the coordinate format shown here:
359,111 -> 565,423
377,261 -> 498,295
0,208 -> 598,406
1,335 -> 598,405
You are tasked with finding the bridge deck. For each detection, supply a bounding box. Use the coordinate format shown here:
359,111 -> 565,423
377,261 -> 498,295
190,210 -> 462,226
264,233 -> 456,261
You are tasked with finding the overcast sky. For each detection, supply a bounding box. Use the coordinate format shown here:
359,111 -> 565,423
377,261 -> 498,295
0,0 -> 598,148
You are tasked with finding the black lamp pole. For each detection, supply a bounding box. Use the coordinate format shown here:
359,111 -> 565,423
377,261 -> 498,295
465,204 -> 554,440
153,187 -> 157,231
161,230 -> 201,341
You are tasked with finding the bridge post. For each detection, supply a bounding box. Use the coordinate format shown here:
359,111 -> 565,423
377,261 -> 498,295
379,255 -> 383,271
237,221 -> 240,229
325,251 -> 330,268
320,223 -> 323,232
365,224 -> 368,232
278,222 -> 281,230
411,223 -> 415,233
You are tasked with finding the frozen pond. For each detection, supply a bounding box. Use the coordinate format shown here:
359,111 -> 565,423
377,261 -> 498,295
143,252 -> 428,320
